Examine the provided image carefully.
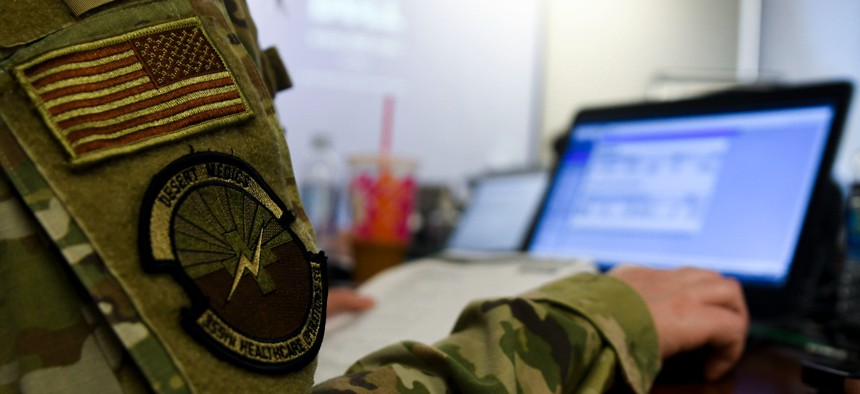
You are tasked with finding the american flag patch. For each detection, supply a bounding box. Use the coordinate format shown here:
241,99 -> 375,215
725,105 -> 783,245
14,18 -> 252,165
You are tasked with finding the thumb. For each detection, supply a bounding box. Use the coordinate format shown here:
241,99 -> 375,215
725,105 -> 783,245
327,287 -> 375,317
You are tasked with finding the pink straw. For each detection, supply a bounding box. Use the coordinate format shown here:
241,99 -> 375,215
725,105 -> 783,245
381,95 -> 395,157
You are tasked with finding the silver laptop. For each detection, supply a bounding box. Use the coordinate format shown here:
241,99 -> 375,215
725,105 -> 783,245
440,169 -> 548,261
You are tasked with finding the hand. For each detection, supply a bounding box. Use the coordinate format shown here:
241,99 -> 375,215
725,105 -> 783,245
609,265 -> 748,381
327,287 -> 375,317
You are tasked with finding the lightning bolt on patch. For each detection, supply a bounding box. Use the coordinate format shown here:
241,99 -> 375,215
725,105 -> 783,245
228,228 -> 264,302
139,152 -> 327,374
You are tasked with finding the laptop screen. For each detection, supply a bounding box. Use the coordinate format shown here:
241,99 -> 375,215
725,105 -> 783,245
447,170 -> 548,252
527,93 -> 842,286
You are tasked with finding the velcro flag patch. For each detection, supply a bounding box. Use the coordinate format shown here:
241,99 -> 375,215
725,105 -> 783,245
13,18 -> 252,165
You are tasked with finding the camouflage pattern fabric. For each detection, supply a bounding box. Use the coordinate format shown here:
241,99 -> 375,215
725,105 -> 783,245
0,128 -> 190,393
0,0 -> 316,392
0,170 -> 151,394
313,274 -> 660,394
0,0 -> 662,393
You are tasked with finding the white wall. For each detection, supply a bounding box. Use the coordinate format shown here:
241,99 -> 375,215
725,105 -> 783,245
251,1 -> 744,185
250,0 -> 543,187
540,0 -> 741,162
759,1 -> 860,186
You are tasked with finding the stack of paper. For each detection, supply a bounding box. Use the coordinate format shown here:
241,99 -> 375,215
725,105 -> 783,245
315,257 -> 596,382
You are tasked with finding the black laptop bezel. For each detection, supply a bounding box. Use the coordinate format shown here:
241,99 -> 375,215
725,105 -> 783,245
524,81 -> 853,319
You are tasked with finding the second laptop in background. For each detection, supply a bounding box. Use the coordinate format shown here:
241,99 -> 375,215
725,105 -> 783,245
440,169 -> 549,260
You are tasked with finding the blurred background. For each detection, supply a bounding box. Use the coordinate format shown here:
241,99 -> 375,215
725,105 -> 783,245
248,0 -> 860,258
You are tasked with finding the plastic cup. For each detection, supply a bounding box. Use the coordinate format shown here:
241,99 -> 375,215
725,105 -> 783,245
348,155 -> 417,283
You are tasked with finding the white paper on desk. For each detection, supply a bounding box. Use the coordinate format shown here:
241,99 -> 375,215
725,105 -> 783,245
314,257 -> 596,383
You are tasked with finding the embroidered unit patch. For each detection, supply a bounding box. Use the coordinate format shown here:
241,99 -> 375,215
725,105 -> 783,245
139,152 -> 327,373
13,18 -> 252,165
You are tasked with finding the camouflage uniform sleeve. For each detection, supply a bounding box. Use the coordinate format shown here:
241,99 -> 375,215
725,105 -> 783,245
313,273 -> 661,394
0,0 -> 328,390
0,172 -> 149,394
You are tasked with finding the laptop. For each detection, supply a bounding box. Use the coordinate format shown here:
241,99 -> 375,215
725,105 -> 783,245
319,171 -> 584,383
440,169 -> 548,260
317,82 -> 853,382
524,81 -> 853,321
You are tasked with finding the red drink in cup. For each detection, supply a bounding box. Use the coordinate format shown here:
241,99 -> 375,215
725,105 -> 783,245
349,156 -> 416,283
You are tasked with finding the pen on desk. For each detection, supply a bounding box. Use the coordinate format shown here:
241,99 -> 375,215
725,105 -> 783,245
750,325 -> 851,361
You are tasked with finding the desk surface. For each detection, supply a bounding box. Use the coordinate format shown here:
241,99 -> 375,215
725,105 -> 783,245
653,346 -> 807,394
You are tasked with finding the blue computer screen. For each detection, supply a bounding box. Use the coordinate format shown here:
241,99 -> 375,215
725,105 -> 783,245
528,105 -> 835,285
